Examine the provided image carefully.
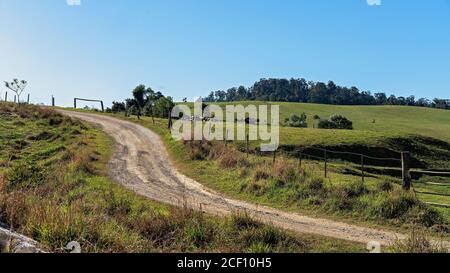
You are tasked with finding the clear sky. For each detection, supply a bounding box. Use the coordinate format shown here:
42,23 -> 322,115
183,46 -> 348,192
1,0 -> 449,107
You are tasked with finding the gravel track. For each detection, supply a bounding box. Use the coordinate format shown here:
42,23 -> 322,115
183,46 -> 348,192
59,110 -> 450,249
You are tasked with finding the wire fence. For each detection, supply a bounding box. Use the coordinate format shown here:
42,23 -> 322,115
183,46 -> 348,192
254,146 -> 402,181
245,143 -> 450,209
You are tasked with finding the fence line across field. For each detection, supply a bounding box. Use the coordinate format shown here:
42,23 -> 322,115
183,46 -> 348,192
273,147 -> 450,208
266,147 -> 401,174
255,145 -> 450,200
306,147 -> 402,162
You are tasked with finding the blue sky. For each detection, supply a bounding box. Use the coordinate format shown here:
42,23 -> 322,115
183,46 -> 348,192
1,0 -> 449,107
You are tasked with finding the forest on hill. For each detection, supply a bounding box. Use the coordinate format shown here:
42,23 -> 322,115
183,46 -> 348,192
203,78 -> 449,109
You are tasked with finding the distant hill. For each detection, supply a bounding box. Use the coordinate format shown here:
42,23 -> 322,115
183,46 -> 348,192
203,78 -> 449,110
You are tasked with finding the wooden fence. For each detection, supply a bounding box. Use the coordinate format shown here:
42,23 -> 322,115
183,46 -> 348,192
259,146 -> 450,208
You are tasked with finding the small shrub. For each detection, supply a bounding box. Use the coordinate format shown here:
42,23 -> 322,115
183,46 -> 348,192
330,114 -> 353,130
207,144 -> 224,160
231,212 -> 262,230
5,162 -> 45,189
241,225 -> 285,247
324,181 -> 368,212
392,228 -> 448,253
246,242 -> 273,253
294,177 -> 327,201
132,213 -> 180,247
187,141 -> 211,161
26,202 -> 84,249
252,165 -> 270,182
284,113 -> 308,128
405,206 -> 445,228
297,177 -> 327,198
272,159 -> 298,185
105,191 -> 133,217
317,114 -> 353,130
342,181 -> 367,198
317,119 -> 336,129
306,177 -> 326,193
16,106 -> 33,119
184,218 -> 213,248
370,190 -> 419,219
0,190 -> 29,229
37,107 -> 57,119
70,149 -> 96,174
325,191 -> 356,212
377,180 -> 394,192
243,181 -> 266,196
219,149 -> 240,169
49,116 -> 63,126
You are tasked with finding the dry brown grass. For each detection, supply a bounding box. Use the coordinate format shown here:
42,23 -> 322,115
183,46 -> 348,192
36,107 -> 56,119
393,227 -> 448,253
272,158 -> 298,185
252,164 -> 270,182
218,149 -> 239,169
0,175 -> 29,229
69,147 -> 97,174
186,141 -> 213,160
127,208 -> 200,250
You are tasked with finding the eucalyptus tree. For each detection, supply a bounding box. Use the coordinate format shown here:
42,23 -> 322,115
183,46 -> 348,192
5,79 -> 27,105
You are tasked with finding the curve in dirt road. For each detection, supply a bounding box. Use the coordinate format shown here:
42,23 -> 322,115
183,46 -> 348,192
59,110 -> 434,248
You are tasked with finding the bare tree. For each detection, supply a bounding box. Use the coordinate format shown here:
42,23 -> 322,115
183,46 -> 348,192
4,79 -> 27,105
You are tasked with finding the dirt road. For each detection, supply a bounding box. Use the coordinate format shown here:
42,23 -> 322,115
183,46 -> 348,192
58,110 -> 431,248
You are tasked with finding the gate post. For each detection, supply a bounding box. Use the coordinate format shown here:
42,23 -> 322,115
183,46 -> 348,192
361,155 -> 365,182
402,152 -> 411,190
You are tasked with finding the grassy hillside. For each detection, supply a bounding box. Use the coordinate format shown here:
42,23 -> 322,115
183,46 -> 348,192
212,102 -> 450,142
183,102 -> 450,168
0,102 -> 363,253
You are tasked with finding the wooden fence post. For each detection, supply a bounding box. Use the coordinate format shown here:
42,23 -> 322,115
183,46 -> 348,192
168,109 -> 173,130
324,150 -> 328,178
246,133 -> 249,158
273,150 -> 277,164
100,101 -> 104,112
402,152 -> 411,190
225,129 -> 228,147
52,96 -> 55,107
208,123 -> 212,140
361,155 -> 365,182
73,98 -> 76,109
299,151 -> 302,169
27,94 -> 30,104
14,95 -> 16,103
4,92 -> 7,101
